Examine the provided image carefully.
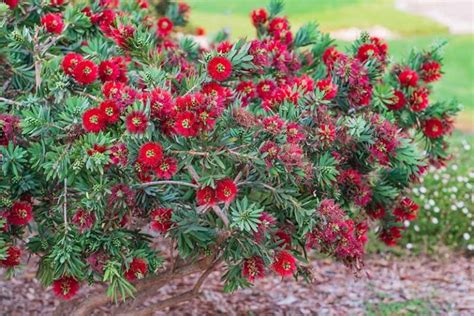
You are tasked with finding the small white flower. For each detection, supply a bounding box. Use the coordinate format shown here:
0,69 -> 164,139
420,186 -> 427,194
468,213 -> 472,219
424,203 -> 431,210
467,183 -> 473,190
451,205 -> 458,211
412,187 -> 419,195
463,233 -> 471,240
452,164 -> 458,171
470,221 -> 474,227
451,187 -> 458,193
434,191 -> 439,197
434,174 -> 440,181
414,225 -> 420,232
442,179 -> 448,185
467,244 -> 474,251
464,144 -> 471,151
433,207 -> 440,213
404,220 -> 410,227
462,208 -> 469,215
429,199 -> 435,206
450,194 -> 456,200
431,217 -> 439,224
406,243 -> 413,250
457,201 -> 464,208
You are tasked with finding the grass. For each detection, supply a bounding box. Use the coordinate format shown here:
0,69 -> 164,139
187,0 -> 448,38
366,299 -> 438,316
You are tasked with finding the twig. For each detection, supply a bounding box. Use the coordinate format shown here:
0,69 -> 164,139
212,205 -> 229,227
63,179 -> 68,230
32,28 -> 42,93
0,97 -> 22,106
135,180 -> 198,189
186,165 -> 200,182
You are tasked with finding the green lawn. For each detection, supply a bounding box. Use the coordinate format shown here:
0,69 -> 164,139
188,0 -> 448,38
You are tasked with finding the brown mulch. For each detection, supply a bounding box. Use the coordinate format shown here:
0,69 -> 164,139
1,253 -> 473,316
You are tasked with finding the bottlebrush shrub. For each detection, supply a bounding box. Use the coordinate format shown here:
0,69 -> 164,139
0,0 -> 462,313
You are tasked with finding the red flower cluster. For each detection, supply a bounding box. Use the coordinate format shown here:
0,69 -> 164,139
41,13 -> 64,34
62,53 -> 99,85
7,201 -> 33,226
271,251 -> 296,277
208,56 -> 233,81
242,256 -> 265,282
196,178 -> 238,206
157,17 -> 173,37
423,118 -> 444,138
52,276 -> 80,300
71,209 -> 96,232
150,208 -> 173,233
250,8 -> 268,27
0,246 -> 21,267
124,257 -> 148,281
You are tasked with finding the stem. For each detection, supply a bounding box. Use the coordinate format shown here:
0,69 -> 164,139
63,179 -> 68,230
0,97 -> 22,106
135,180 -> 198,189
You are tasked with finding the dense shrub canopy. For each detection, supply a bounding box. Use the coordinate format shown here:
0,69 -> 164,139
0,0 -> 461,303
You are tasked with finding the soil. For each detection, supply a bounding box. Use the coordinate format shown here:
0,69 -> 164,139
1,253 -> 473,315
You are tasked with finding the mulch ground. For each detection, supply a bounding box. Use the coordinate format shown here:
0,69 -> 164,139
1,253 -> 473,315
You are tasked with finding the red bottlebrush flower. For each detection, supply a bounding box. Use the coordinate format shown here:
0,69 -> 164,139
137,0 -> 148,9
386,90 -> 406,110
317,123 -> 335,143
196,186 -> 217,206
0,246 -> 21,267
357,43 -> 380,62
82,108 -> 106,133
150,208 -> 173,233
423,118 -> 444,139
420,60 -> 442,83
154,156 -> 177,179
52,276 -> 80,300
102,81 -> 125,99
109,142 -> 128,167
217,41 -> 233,54
286,122 -> 305,143
73,60 -> 99,85
271,251 -> 296,277
201,81 -> 224,97
50,0 -> 65,6
98,60 -> 120,82
398,68 -> 418,87
157,17 -> 173,37
370,36 -> 388,58
393,197 -> 419,221
379,226 -> 403,247
124,258 -> 148,281
87,143 -> 105,156
367,205 -> 386,220
215,178 -> 238,203
207,56 -> 232,81
256,79 -> 276,100
242,256 -> 265,282
108,183 -> 135,207
175,111 -> 198,137
195,27 -> 206,36
316,78 -> 338,100
275,229 -> 292,248
41,13 -> 64,34
62,53 -> 83,76
137,142 -> 163,167
251,8 -> 268,27
3,0 -> 19,9
7,201 -> 33,226
322,46 -> 342,70
99,100 -> 120,124
71,209 -> 96,232
410,87 -> 429,112
125,111 -> 148,134
268,17 -> 289,34
262,115 -> 285,135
